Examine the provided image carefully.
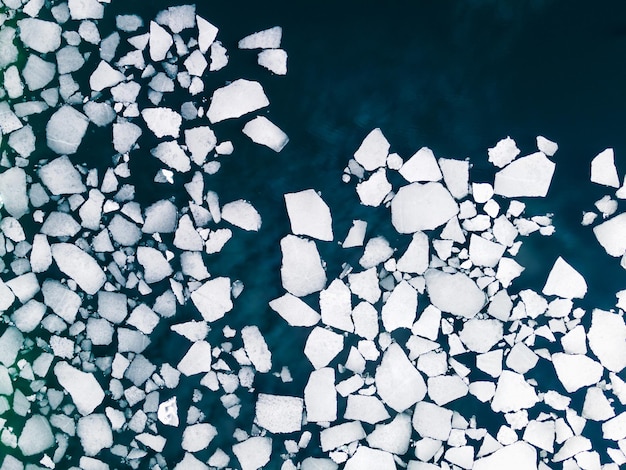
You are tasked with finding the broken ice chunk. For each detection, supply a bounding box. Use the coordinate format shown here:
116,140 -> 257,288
488,137 -> 520,168
425,269 -> 486,318
156,5 -> 196,33
458,319 -> 503,353
320,279 -> 353,332
320,422 -> 366,452
355,168 -> 392,207
343,220 -> 367,248
304,327 -> 343,369
232,436 -> 272,470
89,60 -> 125,91
23,55 -> 56,90
242,116 -> 289,152
54,361 -> 105,415
280,235 -> 326,297
473,442 -> 537,470
593,213 -> 626,257
221,200 -> 262,231
427,375 -> 468,405
191,277 -> 232,322
18,18 -> 61,53
375,343 -> 426,412
588,309 -> 626,372
304,367 -> 337,422
258,49 -> 287,75
197,16 -> 218,52
413,401 -> 453,441
17,415 -> 54,457
469,234 -> 506,268
149,21 -> 173,61
494,152 -> 555,197
177,341 -> 212,376
399,147 -> 442,182
344,446 -> 395,470
0,167 -> 28,219
242,325 -> 272,373
51,243 -> 105,295
142,107 -> 182,138
591,148 -> 620,188
381,281 -> 417,332
348,268 -> 381,304
269,293 -> 320,326
255,394 -> 303,433
182,423 -> 217,452
537,136 -> 558,156
207,79 -> 269,123
77,414 -> 113,457
392,182 -> 459,233
491,370 -> 539,413
174,214 -> 203,251
354,128 -> 390,171
68,0 -> 104,19
184,49 -> 208,76
238,26 -> 282,49
142,199 -> 177,233
542,257 -> 587,299
552,353 -> 603,393
582,387 -> 615,421
285,189 -> 333,241
113,121 -> 142,154
116,14 -> 143,32
185,126 -> 217,165
396,231 -> 429,274
136,246 -> 173,283
46,105 -> 89,154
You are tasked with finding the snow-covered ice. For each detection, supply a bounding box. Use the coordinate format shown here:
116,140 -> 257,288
399,147 -> 442,182
17,415 -> 54,456
141,107 -> 182,138
239,26 -> 282,49
221,200 -> 262,231
232,436 -> 272,470
242,325 -> 272,373
424,269 -> 486,318
305,367 -> 337,423
18,18 -> 61,53
587,309 -> 626,372
494,152 -> 556,197
280,235 -> 327,297
375,343 -> 426,412
285,189 -> 333,241
552,353 -> 603,393
255,394 -> 303,433
207,79 -> 269,123
177,341 -> 212,376
54,361 -> 105,415
51,243 -> 106,295
591,148 -> 620,188
542,257 -> 587,299
242,116 -> 289,152
258,49 -> 287,75
392,182 -> 459,233
593,212 -> 626,257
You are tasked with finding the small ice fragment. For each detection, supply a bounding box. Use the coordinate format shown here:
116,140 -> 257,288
242,116 -> 288,152
354,128 -> 390,171
18,18 -> 61,53
280,235 -> 326,297
491,370 -> 539,413
458,318 -> 503,353
116,14 -> 143,32
552,353 -> 603,393
141,107 -> 182,138
184,49 -> 208,76
174,214 -> 203,251
209,41 -> 229,71
182,423 -> 217,452
542,257 -> 587,299
472,183 -> 494,204
304,367 -> 337,422
285,189 -> 333,241
17,415 -> 54,456
12,300 -> 46,333
355,168 -> 393,207
425,269 -> 486,318
242,325 -> 272,373
155,5 -> 196,33
399,147 -> 442,182
46,105 -> 89,154
113,121 -> 142,154
42,280 -> 80,323
197,16 -> 218,53
587,309 -> 626,373
84,101 -> 116,127
68,0 -> 103,19
232,436 -> 272,470
506,343 -> 539,374
258,49 -> 287,75
77,414 -> 113,457
136,246 -> 173,283
494,152 -> 555,197
488,137 -> 520,168
366,413 -> 412,454
375,343 -> 426,412
149,21 -> 173,61
392,182 -> 459,233
207,79 -> 269,123
537,136 -> 558,156
177,341 -> 212,376
54,361 -> 104,415
255,394 -> 303,433
591,148 -> 620,188
222,200 -> 262,231
51,243 -> 105,295
473,442 -> 537,470
238,26 -> 282,49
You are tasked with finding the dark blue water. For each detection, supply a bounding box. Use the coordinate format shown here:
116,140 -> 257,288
3,0 -> 626,468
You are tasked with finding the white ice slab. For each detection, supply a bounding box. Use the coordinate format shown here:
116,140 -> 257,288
177,341 -> 212,376
238,26 -> 282,49
280,235 -> 326,297
222,200 -> 262,231
89,60 -> 125,92
491,370 -> 539,413
320,279 -> 353,332
588,309 -> 626,372
136,246 -> 173,283
396,231 -> 429,274
0,167 -> 28,218
242,325 -> 272,373
258,49 -> 287,75
425,269 -> 486,318
494,152 -> 555,197
51,243 -> 105,295
375,343 -> 426,412
269,293 -> 320,326
458,318 -> 503,353
255,394 -> 303,433
77,414 -> 113,457
591,148 -> 620,188
354,128 -> 390,171
488,137 -> 520,168
381,281 -> 417,332
593,213 -> 626,257
141,107 -> 182,138
243,116 -> 288,152
552,353 -> 603,393
399,147 -> 442,182
191,277 -> 233,322
542,257 -> 587,299
182,423 -> 217,452
18,18 -> 61,53
207,79 -> 269,123
46,105 -> 89,154
54,361 -> 104,415
344,446 -> 395,470
304,367 -> 337,422
392,182 -> 459,233
304,327 -> 343,369
356,168 -> 393,207
537,136 -> 558,156
149,21 -> 173,61
473,442 -> 537,470
232,436 -> 272,470
412,401 -> 453,441
284,189 -> 333,241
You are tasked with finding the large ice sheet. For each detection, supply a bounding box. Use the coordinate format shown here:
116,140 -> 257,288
494,152 -> 555,197
207,79 -> 269,123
